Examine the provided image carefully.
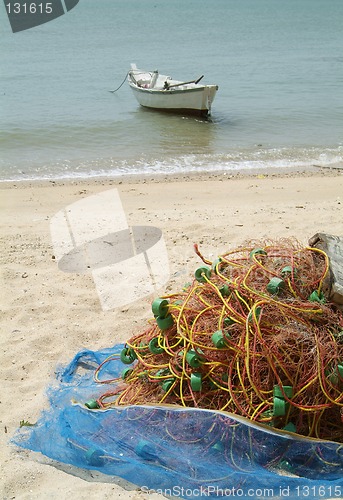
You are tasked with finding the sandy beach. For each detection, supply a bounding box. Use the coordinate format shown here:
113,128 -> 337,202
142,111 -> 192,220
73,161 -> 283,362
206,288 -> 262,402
1,169 -> 343,499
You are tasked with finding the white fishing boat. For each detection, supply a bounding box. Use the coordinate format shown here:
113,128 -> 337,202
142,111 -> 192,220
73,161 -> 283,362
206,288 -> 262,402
127,64 -> 218,116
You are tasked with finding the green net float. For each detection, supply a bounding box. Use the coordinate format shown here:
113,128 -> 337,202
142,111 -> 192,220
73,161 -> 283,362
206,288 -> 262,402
261,409 -> 273,419
85,448 -> 105,466
211,441 -> 224,452
121,367 -> 133,380
267,277 -> 285,295
308,290 -> 326,303
120,347 -> 136,364
176,351 -> 184,369
223,317 -> 234,327
85,399 -> 100,410
191,372 -> 202,391
260,410 -> 275,427
148,337 -> 165,354
327,363 -> 343,386
155,368 -> 170,377
138,341 -> 149,355
277,459 -> 294,473
273,396 -> 286,417
151,298 -> 169,318
211,258 -> 222,273
135,440 -> 157,460
194,266 -> 212,283
248,306 -> 262,322
155,368 -> 171,383
219,284 -> 230,297
281,266 -> 297,278
328,370 -> 339,385
185,349 -> 204,368
211,330 -> 228,349
273,385 -> 293,399
249,248 -> 267,260
283,422 -> 296,433
161,378 -> 175,392
156,314 -> 174,330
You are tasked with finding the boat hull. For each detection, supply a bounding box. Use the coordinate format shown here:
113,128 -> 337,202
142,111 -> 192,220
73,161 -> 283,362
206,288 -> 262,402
128,71 -> 218,116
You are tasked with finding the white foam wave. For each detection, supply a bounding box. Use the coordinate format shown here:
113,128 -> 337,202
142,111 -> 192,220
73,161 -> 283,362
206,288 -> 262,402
1,146 -> 342,182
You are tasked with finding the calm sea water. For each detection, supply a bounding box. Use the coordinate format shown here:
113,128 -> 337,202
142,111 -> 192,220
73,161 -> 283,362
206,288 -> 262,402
1,0 -> 342,182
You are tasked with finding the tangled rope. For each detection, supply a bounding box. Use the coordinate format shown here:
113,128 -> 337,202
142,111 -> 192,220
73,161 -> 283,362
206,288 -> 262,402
90,239 -> 343,442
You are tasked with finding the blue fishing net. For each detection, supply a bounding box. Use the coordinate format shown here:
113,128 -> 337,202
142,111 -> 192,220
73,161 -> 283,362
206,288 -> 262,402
13,344 -> 343,499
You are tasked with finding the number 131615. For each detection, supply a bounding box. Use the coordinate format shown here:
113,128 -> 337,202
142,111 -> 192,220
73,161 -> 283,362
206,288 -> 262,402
6,3 -> 53,14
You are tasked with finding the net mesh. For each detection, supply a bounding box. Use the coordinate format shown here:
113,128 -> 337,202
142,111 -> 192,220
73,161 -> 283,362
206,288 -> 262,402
13,240 -> 343,498
13,345 -> 343,498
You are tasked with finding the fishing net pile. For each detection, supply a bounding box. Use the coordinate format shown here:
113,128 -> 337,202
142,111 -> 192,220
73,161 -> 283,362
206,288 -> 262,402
14,238 -> 343,495
91,239 -> 343,443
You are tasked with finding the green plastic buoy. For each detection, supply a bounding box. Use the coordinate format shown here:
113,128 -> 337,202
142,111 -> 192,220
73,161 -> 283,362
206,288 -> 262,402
281,266 -> 297,278
194,266 -> 212,283
155,368 -> 170,380
211,441 -> 224,452
211,258 -> 222,273
185,349 -> 204,368
191,372 -> 202,391
156,314 -> 174,330
120,347 -> 136,364
211,330 -> 229,349
138,342 -> 149,355
223,317 -> 234,327
161,378 -> 175,392
152,298 -> 169,318
261,409 -> 274,419
219,284 -> 230,297
248,306 -> 262,322
121,367 -> 133,379
273,397 -> 286,417
283,422 -> 296,433
327,363 -> 343,386
85,448 -> 105,466
273,385 -> 293,399
85,399 -> 100,410
309,290 -> 326,303
149,337 -> 165,354
267,277 -> 285,295
135,440 -> 157,460
249,248 -> 267,260
273,385 -> 292,417
277,459 -> 294,473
